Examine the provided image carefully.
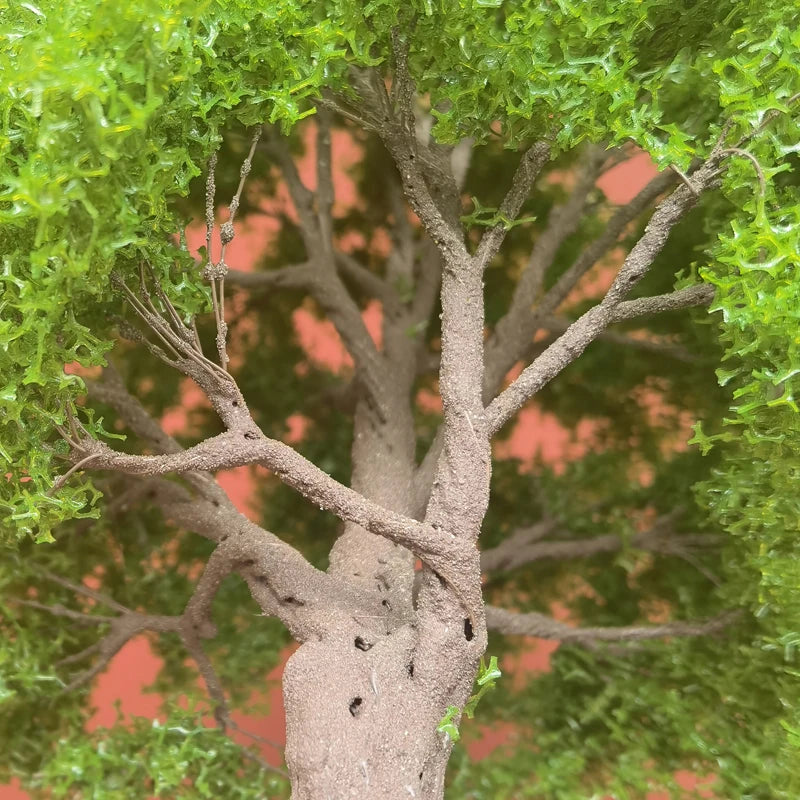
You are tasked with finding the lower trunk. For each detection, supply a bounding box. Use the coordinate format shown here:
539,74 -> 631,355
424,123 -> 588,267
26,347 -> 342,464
282,624 -> 477,799
281,401 -> 482,798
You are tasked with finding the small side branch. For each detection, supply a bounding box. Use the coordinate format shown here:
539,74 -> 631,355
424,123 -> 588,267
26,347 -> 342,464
224,262 -> 315,291
481,515 -> 721,574
534,168 -> 679,317
486,283 -> 714,436
25,600 -> 182,692
259,129 -> 390,413
86,366 -> 230,506
204,129 -> 263,371
608,284 -> 715,323
485,606 -> 741,645
88,365 -> 183,455
23,579 -> 288,777
315,106 -> 335,249
179,631 -> 288,778
335,252 -> 401,312
484,146 -> 609,394
261,128 -> 322,256
472,142 -> 551,271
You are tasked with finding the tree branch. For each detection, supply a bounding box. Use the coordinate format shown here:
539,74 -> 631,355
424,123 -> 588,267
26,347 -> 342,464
385,173 -> 416,289
24,575 -> 288,776
203,129 -> 263,370
259,130 -> 390,413
85,366 -> 368,638
485,153 -> 724,436
334,252 -> 401,312
533,313 -> 706,363
484,146 -> 609,394
48,607 -> 182,691
376,34 -> 468,264
56,425 -> 474,600
485,606 -> 741,644
531,168 -> 679,321
86,366 -> 230,506
224,262 -> 315,291
472,142 -> 551,271
315,107 -> 335,250
261,128 -> 321,257
481,517 -> 722,574
179,629 -> 288,778
608,283 -> 714,322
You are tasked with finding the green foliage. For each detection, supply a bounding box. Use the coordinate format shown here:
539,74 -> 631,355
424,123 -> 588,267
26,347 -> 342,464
461,195 -> 538,231
32,711 -> 288,799
437,656 -> 503,742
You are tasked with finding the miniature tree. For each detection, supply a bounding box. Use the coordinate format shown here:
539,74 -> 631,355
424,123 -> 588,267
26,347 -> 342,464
1,1 -> 799,797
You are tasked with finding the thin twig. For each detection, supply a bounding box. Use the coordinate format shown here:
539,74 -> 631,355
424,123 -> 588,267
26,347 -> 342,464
720,147 -> 767,197
735,92 -> 800,147
226,718 -> 285,753
35,569 -> 131,614
668,163 -> 698,195
485,606 -> 742,644
205,150 -> 218,267
48,453 -> 102,496
472,142 -> 551,271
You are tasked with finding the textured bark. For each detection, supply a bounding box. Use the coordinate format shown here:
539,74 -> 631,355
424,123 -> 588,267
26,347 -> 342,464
284,388 -> 481,799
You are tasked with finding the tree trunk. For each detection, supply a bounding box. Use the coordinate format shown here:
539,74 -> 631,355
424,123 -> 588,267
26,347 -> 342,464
282,399 -> 483,799
282,625 -> 476,799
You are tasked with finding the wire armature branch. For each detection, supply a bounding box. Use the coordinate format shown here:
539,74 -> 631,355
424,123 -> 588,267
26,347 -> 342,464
110,268 -> 264,435
485,606 -> 742,645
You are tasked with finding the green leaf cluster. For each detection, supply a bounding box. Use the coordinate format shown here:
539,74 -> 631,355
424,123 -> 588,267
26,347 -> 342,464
437,656 -> 502,742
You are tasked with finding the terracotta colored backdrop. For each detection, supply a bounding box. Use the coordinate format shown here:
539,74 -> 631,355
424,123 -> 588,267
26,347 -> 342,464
1,148 -> 714,799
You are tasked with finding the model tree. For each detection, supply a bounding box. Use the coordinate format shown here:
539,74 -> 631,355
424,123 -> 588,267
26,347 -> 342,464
2,1 -> 798,797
